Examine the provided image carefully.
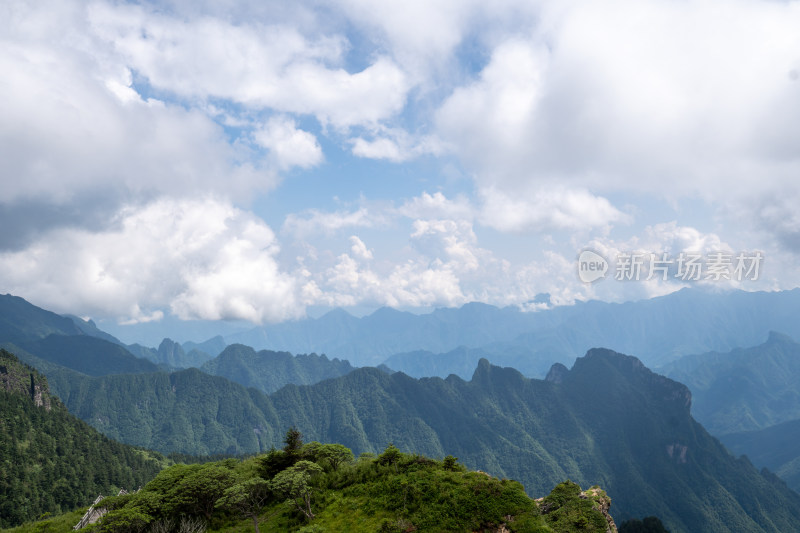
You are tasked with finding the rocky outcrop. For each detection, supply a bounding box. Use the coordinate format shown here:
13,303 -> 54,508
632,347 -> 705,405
0,349 -> 51,410
580,487 -> 618,533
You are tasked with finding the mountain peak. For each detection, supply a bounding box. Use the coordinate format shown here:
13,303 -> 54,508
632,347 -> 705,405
545,362 -> 569,383
766,330 -> 796,345
470,358 -> 526,388
570,348 -> 692,413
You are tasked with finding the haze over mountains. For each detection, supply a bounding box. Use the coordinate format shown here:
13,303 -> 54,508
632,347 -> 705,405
90,287 -> 800,378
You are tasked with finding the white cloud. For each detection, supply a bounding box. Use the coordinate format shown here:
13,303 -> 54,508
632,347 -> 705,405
0,0 -> 275,208
410,219 -> 481,272
349,235 -> 374,261
253,116 -> 323,171
434,0 -> 800,246
479,186 -> 627,232
0,198 -> 302,323
397,192 -> 474,221
88,2 -> 411,129
331,0 -> 478,84
283,207 -> 387,238
350,128 -> 445,162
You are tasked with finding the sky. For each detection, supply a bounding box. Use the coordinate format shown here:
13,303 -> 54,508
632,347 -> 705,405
2,0 -> 800,338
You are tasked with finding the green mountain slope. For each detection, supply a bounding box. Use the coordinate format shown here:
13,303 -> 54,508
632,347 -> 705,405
42,365 -> 283,456
0,349 -> 164,528
200,344 -> 355,393
661,332 -> 800,435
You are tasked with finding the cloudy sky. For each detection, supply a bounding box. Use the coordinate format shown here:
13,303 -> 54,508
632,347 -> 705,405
2,0 -> 800,336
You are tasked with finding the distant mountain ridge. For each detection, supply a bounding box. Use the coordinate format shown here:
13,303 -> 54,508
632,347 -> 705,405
223,288 -> 800,373
200,344 -> 354,394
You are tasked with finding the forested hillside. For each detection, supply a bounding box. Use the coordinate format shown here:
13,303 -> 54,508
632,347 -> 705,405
0,349 -> 164,528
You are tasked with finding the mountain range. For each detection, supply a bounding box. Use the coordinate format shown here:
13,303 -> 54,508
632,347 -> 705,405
5,291 -> 800,531
14,343 -> 800,531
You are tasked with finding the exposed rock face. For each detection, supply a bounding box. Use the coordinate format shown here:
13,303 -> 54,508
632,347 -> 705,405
0,349 -> 51,410
580,487 -> 618,533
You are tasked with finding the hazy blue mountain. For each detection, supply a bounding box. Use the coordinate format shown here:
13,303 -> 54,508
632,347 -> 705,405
64,314 -> 123,344
224,288 -> 800,371
227,302 -> 534,367
480,288 -> 800,376
26,342 -> 800,532
721,418 -> 800,493
661,331 -> 800,435
200,343 -> 354,393
182,334 -> 227,357
383,346 -> 496,379
144,337 -> 215,368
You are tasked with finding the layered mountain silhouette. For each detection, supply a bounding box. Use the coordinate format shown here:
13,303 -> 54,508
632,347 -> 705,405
219,288 -> 800,375
5,292 -> 800,531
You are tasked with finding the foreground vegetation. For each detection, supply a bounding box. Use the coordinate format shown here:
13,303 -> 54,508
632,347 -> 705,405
5,430 -> 615,533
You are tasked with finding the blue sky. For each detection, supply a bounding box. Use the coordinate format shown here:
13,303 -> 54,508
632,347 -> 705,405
1,0 -> 799,339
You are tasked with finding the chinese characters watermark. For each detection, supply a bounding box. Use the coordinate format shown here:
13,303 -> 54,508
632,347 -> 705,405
577,249 -> 763,283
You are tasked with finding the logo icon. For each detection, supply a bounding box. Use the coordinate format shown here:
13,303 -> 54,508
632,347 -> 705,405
577,249 -> 608,283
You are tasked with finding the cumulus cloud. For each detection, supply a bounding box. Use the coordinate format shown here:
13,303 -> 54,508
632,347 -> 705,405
314,242 -> 468,309
4,0 -> 800,325
253,116 -> 324,171
349,235 -> 374,261
0,0 -> 283,247
0,198 -> 302,323
434,0 -> 800,248
88,2 -> 410,129
350,128 -> 445,162
396,192 -> 474,221
478,187 -> 627,232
